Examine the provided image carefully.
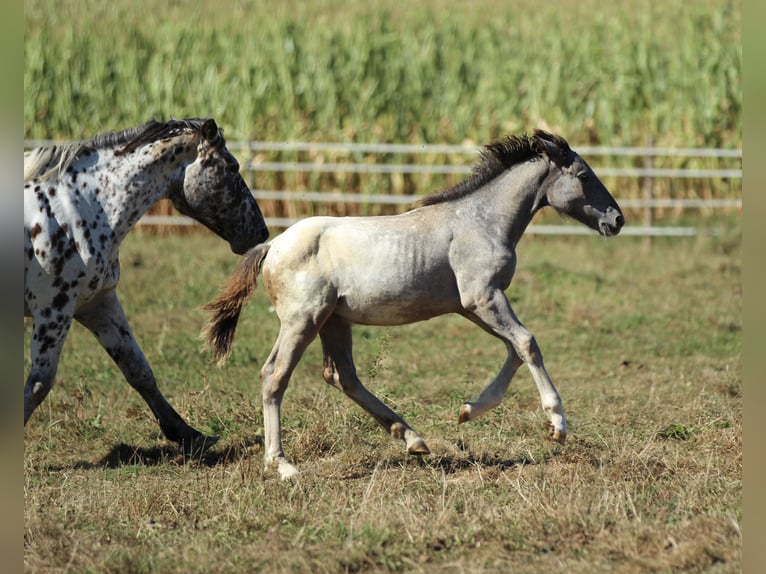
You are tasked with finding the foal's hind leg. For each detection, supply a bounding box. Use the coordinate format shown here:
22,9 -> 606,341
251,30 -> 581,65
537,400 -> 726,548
260,323 -> 324,480
319,315 -> 430,456
74,289 -> 217,455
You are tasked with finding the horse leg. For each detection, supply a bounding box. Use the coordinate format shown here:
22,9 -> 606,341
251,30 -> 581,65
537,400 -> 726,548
462,290 -> 567,444
319,315 -> 430,456
74,289 -> 217,455
260,323 -> 320,480
24,313 -> 73,424
457,343 -> 523,424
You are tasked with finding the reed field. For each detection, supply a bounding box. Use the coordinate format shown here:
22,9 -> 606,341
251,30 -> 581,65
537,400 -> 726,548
23,229 -> 741,572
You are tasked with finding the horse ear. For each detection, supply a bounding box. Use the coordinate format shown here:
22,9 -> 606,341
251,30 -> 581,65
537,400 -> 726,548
201,119 -> 219,143
534,130 -> 570,166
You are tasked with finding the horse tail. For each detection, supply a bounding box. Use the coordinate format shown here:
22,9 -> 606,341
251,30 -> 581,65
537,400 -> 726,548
202,242 -> 271,365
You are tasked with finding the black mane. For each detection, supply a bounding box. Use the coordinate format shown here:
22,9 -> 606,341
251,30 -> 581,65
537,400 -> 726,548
106,118 -> 209,155
417,130 -> 571,206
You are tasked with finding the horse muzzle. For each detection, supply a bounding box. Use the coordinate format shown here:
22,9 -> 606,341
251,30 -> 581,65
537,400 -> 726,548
598,209 -> 625,237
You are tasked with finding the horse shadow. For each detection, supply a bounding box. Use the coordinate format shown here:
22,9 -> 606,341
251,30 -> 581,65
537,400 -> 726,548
334,450 -> 547,480
65,436 -> 264,471
60,438 -> 551,475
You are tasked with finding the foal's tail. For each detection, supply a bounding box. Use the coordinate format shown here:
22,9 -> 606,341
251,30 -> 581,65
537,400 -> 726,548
202,242 -> 271,365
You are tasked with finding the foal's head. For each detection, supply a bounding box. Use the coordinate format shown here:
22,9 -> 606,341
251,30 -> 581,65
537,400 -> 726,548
534,131 -> 624,237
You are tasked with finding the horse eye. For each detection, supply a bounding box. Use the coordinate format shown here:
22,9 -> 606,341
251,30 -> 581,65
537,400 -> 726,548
576,172 -> 590,183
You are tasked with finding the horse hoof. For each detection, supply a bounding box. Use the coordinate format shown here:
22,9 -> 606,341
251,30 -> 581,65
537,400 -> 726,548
548,426 -> 567,445
407,437 -> 431,456
278,461 -> 301,480
181,434 -> 219,457
458,403 -> 472,424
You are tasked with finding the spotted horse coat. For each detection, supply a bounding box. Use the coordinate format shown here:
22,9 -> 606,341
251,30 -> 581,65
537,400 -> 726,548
24,117 -> 269,454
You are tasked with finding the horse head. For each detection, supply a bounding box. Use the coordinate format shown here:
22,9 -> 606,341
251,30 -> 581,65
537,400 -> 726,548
173,119 -> 269,253
536,130 -> 624,237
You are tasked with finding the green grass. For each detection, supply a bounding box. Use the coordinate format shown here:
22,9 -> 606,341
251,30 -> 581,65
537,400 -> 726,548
24,225 -> 741,572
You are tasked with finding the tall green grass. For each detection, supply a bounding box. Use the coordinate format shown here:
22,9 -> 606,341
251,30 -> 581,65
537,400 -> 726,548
24,0 -> 741,217
25,0 -> 740,148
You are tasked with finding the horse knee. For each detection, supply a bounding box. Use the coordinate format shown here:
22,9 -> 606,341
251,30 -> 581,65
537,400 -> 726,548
516,332 -> 542,364
261,370 -> 289,402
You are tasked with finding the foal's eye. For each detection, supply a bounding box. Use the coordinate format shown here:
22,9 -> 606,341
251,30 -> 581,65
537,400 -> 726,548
576,172 -> 590,183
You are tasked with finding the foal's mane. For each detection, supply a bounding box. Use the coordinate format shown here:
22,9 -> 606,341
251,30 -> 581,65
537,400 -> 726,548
24,118 -> 210,182
416,130 -> 570,207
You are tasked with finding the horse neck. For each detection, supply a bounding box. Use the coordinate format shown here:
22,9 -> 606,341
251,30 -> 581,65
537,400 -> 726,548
467,160 -> 549,247
94,137 -> 196,239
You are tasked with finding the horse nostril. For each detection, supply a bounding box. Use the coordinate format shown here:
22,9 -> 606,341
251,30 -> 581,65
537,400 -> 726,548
616,214 -> 625,228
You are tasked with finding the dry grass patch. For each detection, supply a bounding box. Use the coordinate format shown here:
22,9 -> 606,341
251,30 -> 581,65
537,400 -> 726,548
25,229 -> 740,572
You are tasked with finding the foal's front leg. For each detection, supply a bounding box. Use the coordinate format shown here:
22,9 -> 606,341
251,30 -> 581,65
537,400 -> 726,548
74,289 -> 217,454
458,343 -> 523,424
462,289 -> 567,444
25,311 -> 74,424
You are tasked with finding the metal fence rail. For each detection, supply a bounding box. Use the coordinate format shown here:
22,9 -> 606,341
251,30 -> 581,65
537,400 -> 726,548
24,139 -> 742,236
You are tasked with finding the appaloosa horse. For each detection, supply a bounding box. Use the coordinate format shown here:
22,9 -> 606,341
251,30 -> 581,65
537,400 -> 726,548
204,130 -> 624,477
24,117 -> 269,453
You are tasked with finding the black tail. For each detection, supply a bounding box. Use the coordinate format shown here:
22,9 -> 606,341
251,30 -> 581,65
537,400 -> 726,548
201,243 -> 271,365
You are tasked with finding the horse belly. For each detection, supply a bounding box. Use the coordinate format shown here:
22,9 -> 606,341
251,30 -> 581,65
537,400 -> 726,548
335,298 -> 449,326
334,269 -> 459,326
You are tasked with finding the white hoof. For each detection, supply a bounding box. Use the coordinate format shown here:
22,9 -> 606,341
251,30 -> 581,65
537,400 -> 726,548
278,460 -> 301,480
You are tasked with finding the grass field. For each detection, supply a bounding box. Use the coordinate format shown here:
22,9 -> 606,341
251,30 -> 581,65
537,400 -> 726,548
24,0 -> 742,570
24,225 -> 741,572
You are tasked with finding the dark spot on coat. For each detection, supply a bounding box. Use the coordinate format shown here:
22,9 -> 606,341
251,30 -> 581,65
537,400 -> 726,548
52,292 -> 69,310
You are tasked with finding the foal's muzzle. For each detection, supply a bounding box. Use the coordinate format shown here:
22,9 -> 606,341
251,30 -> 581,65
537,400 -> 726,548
599,210 -> 625,237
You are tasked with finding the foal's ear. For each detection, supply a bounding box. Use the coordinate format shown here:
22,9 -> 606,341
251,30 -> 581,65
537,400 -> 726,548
534,130 -> 571,166
201,119 -> 220,143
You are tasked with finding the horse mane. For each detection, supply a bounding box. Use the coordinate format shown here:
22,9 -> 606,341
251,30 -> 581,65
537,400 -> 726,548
416,130 -> 571,207
24,117 -> 210,182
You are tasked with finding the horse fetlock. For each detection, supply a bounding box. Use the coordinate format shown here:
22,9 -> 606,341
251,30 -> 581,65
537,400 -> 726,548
24,381 -> 49,423
458,403 -> 472,424
322,365 -> 342,390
